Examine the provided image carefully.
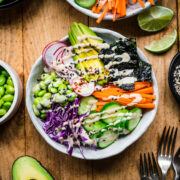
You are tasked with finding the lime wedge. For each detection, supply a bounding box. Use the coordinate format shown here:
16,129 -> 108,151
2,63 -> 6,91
138,6 -> 174,32
145,29 -> 177,53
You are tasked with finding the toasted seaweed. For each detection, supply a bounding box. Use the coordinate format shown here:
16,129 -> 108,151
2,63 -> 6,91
100,38 -> 152,91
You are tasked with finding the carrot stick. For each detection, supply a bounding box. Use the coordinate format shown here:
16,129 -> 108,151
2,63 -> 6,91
133,87 -> 154,94
139,93 -> 156,100
135,103 -> 155,109
147,0 -> 155,5
97,4 -> 109,23
137,0 -> 145,8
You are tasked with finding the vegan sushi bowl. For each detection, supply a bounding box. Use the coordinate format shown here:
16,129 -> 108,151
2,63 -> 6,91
26,23 -> 159,159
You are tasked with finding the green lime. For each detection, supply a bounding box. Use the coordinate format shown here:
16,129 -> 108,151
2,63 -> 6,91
145,29 -> 177,53
138,6 -> 174,32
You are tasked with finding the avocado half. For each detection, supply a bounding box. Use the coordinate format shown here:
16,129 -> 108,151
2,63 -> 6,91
12,156 -> 54,180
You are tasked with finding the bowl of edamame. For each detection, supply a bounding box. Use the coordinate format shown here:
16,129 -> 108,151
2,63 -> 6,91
0,60 -> 22,124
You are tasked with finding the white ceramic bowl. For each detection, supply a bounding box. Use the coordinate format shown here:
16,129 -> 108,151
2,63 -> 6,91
0,60 -> 23,125
26,28 -> 159,160
67,0 -> 152,20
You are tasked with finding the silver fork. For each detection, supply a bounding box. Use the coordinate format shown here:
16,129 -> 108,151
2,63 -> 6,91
173,147 -> 180,180
140,152 -> 160,180
158,126 -> 178,180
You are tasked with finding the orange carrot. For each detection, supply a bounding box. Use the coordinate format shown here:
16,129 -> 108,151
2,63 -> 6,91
135,103 -> 155,109
137,0 -> 145,8
97,4 -> 109,23
133,87 -> 154,94
147,0 -> 155,5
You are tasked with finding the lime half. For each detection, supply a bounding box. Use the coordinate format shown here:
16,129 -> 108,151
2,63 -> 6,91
145,29 -> 177,53
138,6 -> 174,32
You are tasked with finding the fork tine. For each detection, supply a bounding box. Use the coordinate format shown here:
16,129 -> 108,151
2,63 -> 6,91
158,126 -> 166,155
144,153 -> 149,177
163,127 -> 170,155
167,127 -> 174,155
171,128 -> 178,156
151,152 -> 159,175
140,153 -> 144,177
148,152 -> 153,177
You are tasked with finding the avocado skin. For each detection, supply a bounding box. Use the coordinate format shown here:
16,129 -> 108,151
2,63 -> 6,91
12,156 -> 54,180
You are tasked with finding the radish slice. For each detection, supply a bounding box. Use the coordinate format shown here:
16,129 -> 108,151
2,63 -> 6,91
42,40 -> 67,69
70,77 -> 95,97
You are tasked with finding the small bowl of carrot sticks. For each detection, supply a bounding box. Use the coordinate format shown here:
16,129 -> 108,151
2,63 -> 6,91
67,0 -> 155,23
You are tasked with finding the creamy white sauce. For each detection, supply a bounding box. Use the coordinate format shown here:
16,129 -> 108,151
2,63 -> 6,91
77,35 -> 102,42
113,77 -> 137,86
114,53 -> 131,62
111,69 -> 134,78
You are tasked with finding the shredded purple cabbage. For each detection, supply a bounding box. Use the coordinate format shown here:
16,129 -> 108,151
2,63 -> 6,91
42,98 -> 92,158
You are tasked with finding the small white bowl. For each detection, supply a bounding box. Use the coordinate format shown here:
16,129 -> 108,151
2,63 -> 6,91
26,28 -> 159,160
66,0 -> 152,20
0,60 -> 23,125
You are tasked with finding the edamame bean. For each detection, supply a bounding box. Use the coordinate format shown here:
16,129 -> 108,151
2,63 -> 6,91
66,90 -> 77,102
41,73 -> 49,80
0,99 -> 4,108
32,84 -> 41,97
0,75 -> 6,86
7,77 -> 14,87
41,97 -> 51,108
40,113 -> 47,119
44,76 -> 53,85
38,90 -> 47,97
39,81 -> 46,90
43,93 -> 51,99
53,79 -> 63,88
2,94 -> 14,102
40,109 -> 47,114
34,97 -> 42,109
58,84 -> 67,93
0,86 -> 5,96
51,72 -> 57,79
3,102 -> 12,110
0,109 -> 6,116
53,93 -> 67,103
32,104 -> 40,116
1,70 -> 9,77
48,84 -> 58,93
6,85 -> 15,95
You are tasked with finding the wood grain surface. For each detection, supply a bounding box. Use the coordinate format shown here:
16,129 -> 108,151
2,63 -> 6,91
0,0 -> 179,179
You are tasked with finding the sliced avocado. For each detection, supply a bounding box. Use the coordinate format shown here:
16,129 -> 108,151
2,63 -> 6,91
69,22 -> 108,84
78,23 -> 103,44
12,156 -> 54,180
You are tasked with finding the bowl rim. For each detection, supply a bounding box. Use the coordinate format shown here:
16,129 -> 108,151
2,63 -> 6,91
168,52 -> 180,103
66,0 -> 152,20
0,0 -> 21,9
0,60 -> 22,124
26,27 -> 159,160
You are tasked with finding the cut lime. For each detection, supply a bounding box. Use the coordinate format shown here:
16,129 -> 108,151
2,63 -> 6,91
145,29 -> 177,53
138,6 -> 174,32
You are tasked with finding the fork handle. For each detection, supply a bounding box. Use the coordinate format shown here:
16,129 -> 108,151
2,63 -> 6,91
174,174 -> 180,180
162,173 -> 166,180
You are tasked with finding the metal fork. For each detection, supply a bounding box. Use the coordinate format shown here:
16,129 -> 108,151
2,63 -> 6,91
173,147 -> 180,180
158,126 -> 178,180
140,152 -> 160,180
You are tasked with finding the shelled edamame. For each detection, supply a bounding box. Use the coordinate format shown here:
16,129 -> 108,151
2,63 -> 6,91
0,67 -> 14,117
32,70 -> 78,119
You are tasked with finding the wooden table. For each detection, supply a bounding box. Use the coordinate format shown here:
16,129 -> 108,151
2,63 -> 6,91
0,0 -> 179,179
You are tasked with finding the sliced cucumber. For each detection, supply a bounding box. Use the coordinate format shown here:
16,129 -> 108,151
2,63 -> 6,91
125,108 -> 142,131
75,0 -> 96,8
83,111 -> 106,133
78,96 -> 97,115
101,102 -> 122,124
97,130 -> 119,149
